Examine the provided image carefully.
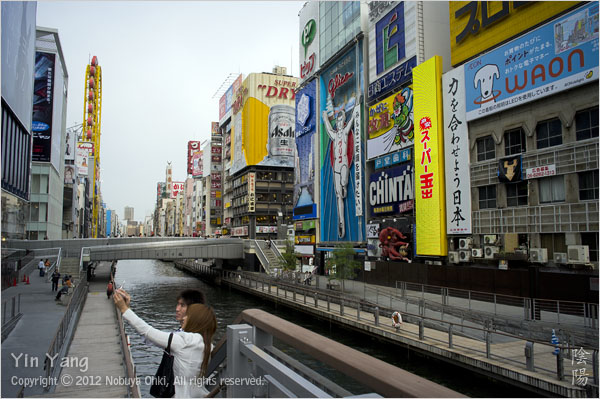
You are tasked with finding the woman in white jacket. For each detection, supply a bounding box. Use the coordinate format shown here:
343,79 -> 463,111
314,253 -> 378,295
114,289 -> 217,398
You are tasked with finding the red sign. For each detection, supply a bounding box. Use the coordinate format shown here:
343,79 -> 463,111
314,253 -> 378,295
187,141 -> 201,175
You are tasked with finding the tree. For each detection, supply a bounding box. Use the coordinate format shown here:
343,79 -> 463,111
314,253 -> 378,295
278,239 -> 298,272
325,242 -> 361,292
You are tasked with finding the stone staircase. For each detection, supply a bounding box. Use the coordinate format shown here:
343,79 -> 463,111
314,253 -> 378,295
56,257 -> 81,281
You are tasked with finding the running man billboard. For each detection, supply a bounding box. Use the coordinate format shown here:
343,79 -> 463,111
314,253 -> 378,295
319,43 -> 365,242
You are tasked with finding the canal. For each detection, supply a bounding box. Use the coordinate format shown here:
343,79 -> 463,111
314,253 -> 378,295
115,259 -> 540,398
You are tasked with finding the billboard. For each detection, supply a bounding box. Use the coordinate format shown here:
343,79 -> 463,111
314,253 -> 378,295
64,165 -> 76,184
187,141 -> 202,175
319,43 -> 365,242
367,88 -> 414,159
32,52 -> 56,162
294,79 -> 318,220
368,163 -> 414,217
171,181 -> 184,199
211,122 -> 220,135
465,3 -> 599,121
450,1 -> 579,66
442,65 -> 472,235
65,128 -> 75,161
218,74 -> 243,121
413,56 -> 447,256
76,141 -> 93,176
157,182 -> 167,201
192,151 -> 203,177
367,1 -> 417,102
299,1 -> 319,84
230,73 -> 299,175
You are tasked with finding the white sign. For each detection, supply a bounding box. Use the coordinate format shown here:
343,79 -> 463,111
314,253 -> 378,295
248,172 -> 256,212
443,65 -> 472,235
295,245 -> 314,256
299,1 -> 319,84
366,223 -> 380,239
526,164 -> 556,179
171,181 -> 184,199
354,107 -> 363,217
232,226 -> 249,236
76,141 -> 93,176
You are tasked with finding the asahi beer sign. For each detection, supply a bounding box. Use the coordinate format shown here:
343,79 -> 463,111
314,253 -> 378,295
443,65 -> 472,235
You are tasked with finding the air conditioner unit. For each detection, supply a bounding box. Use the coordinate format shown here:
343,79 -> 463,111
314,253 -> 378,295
448,251 -> 459,264
471,248 -> 483,258
483,235 -> 498,245
529,248 -> 548,263
554,252 -> 568,265
459,249 -> 471,262
568,245 -> 590,264
484,246 -> 499,259
459,237 -> 473,250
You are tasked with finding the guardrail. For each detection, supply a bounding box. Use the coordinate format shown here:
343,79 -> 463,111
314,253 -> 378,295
45,248 -> 62,283
253,240 -> 272,275
207,308 -> 463,398
222,271 -> 597,394
393,280 -> 598,329
43,273 -> 88,388
115,304 -> 140,397
1,294 -> 22,341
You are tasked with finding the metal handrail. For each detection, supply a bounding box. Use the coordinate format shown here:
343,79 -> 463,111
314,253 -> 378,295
223,271 -> 594,387
43,273 -> 88,388
221,308 -> 464,398
253,240 -> 272,275
115,303 -> 140,397
45,248 -> 62,282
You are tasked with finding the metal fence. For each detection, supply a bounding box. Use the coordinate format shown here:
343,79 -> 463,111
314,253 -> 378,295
394,280 -> 598,329
222,271 -> 597,395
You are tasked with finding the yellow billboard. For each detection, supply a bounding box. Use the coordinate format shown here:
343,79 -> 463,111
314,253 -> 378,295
450,1 -> 579,66
230,73 -> 299,175
413,56 -> 447,256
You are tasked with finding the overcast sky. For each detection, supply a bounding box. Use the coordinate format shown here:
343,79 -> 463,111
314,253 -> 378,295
36,0 -> 304,222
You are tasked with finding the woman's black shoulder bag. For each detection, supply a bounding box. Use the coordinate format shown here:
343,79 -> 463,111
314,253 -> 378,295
150,332 -> 176,398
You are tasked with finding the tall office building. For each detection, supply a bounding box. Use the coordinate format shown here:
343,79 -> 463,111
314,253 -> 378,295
124,206 -> 134,221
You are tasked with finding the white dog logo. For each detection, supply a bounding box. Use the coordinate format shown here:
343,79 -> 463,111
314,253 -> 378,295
474,64 -> 500,106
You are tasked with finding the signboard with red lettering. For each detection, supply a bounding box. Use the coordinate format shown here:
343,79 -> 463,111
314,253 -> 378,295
526,164 -> 556,179
171,181 -> 184,199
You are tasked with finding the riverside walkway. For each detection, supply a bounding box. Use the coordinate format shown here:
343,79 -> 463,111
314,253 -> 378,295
209,268 -> 593,398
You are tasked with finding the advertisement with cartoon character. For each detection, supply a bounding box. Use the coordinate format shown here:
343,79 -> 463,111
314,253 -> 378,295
465,2 -> 598,121
294,79 -> 318,220
320,44 -> 365,242
367,87 -> 414,159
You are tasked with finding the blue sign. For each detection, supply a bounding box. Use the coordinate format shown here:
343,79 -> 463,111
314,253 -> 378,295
368,56 -> 416,102
294,79 -> 318,220
368,163 -> 414,217
374,148 -> 412,170
465,3 -> 599,121
375,2 -> 405,75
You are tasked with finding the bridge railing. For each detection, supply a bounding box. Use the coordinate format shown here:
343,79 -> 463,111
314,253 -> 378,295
252,240 -> 272,275
205,308 -> 463,398
222,271 -> 597,394
393,280 -> 598,329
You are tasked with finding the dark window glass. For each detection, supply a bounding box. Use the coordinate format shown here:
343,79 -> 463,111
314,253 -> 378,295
581,232 -> 599,262
506,181 -> 528,207
504,128 -> 526,155
579,170 -> 599,201
575,107 -> 599,141
476,136 -> 495,161
478,185 -> 496,209
536,118 -> 562,149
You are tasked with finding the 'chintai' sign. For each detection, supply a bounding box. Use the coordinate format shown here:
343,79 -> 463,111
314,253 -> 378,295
368,163 -> 414,217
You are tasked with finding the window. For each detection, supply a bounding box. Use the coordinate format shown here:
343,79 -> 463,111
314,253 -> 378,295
539,175 -> 565,203
581,233 -> 599,262
506,181 -> 528,207
536,118 -> 562,149
579,170 -> 599,200
476,136 -> 495,161
504,128 -> 526,155
478,185 -> 496,209
540,233 -> 566,259
575,107 -> 599,140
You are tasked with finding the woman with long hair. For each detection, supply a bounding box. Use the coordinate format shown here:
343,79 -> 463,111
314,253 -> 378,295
113,289 -> 217,397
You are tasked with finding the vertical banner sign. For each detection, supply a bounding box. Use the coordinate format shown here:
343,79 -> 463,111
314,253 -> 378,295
32,52 -> 56,162
299,1 -> 319,84
171,182 -> 184,199
319,43 -> 365,242
248,172 -> 256,213
294,79 -> 318,220
413,56 -> 447,256
442,65 -> 472,235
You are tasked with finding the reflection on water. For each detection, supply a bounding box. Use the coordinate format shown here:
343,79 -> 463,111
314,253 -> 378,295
116,259 -> 538,398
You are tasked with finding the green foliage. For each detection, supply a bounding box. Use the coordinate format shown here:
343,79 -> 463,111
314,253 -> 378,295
325,242 -> 361,290
278,239 -> 298,271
